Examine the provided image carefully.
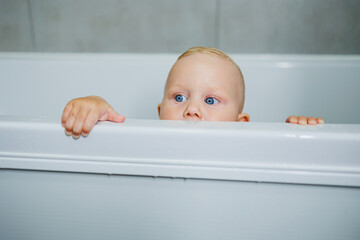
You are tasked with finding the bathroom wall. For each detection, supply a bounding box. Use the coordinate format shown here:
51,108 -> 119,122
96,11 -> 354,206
1,0 -> 359,54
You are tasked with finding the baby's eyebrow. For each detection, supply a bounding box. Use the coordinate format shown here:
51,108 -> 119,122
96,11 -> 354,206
166,86 -> 188,93
203,87 -> 226,96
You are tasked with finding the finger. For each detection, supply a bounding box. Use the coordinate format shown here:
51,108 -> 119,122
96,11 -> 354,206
72,107 -> 90,138
297,116 -> 307,125
307,116 -> 317,125
82,110 -> 101,137
316,117 -> 325,124
64,104 -> 80,135
61,103 -> 73,127
286,115 -> 298,124
106,108 -> 126,123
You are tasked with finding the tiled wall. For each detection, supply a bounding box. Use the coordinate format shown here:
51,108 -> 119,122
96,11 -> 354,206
1,0 -> 359,53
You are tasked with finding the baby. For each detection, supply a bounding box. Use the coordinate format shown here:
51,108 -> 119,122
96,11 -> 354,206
62,47 -> 324,138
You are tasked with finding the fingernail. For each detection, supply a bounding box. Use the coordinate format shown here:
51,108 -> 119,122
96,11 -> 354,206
309,120 -> 316,125
299,120 -> 306,125
72,135 -> 80,139
65,130 -> 72,136
82,133 -> 88,137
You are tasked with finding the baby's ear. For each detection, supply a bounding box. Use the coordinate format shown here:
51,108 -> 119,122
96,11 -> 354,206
237,113 -> 250,122
157,103 -> 161,118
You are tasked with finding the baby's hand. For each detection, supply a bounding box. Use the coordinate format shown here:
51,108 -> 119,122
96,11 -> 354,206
61,96 -> 125,138
286,115 -> 324,125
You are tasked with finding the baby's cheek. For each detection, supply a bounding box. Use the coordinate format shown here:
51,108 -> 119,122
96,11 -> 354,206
160,104 -> 181,120
216,108 -> 239,121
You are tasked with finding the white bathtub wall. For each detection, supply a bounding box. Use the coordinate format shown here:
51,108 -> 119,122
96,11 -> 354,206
235,55 -> 360,123
1,116 -> 360,240
0,53 -> 175,120
0,53 -> 359,123
2,169 -> 360,240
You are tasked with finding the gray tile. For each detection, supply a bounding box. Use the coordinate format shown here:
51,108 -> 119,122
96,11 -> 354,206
219,0 -> 360,54
0,0 -> 33,51
31,0 -> 216,52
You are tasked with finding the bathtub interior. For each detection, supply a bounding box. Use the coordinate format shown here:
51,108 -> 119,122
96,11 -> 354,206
0,53 -> 359,123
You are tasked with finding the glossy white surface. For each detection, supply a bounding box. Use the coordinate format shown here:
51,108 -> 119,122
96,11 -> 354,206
0,53 -> 359,123
1,116 -> 359,187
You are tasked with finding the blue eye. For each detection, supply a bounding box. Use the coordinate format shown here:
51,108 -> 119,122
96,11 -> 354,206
175,94 -> 188,102
205,97 -> 219,105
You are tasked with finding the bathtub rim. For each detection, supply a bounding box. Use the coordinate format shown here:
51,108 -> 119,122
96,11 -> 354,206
1,115 -> 360,187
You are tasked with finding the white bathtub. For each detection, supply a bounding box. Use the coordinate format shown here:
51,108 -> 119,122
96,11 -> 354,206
0,53 -> 360,240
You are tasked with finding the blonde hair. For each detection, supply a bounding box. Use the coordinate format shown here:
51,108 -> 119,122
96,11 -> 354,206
176,46 -> 245,111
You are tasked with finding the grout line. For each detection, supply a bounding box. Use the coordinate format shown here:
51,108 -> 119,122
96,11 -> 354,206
26,0 -> 37,51
215,0 -> 221,49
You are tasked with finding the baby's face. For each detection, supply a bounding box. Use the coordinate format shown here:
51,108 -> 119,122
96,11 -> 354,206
158,53 -> 247,121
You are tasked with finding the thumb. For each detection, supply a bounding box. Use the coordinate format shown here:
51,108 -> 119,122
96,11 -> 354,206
106,108 -> 126,123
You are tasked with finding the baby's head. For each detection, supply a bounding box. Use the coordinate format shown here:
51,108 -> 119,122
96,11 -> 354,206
158,47 -> 249,121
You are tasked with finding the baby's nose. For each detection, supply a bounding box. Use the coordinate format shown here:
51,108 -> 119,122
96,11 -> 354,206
184,101 -> 202,120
